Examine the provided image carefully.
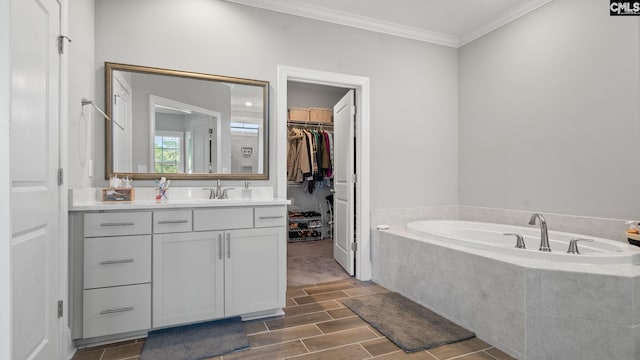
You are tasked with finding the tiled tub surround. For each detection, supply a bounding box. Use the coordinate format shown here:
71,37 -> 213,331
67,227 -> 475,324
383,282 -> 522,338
371,216 -> 640,360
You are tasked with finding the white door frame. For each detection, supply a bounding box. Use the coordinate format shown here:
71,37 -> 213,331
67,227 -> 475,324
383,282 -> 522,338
0,1 -> 12,358
276,65 -> 371,280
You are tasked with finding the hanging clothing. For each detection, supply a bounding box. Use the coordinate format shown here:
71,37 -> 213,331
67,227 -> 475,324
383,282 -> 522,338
322,131 -> 332,178
287,128 -> 311,182
313,130 -> 324,180
287,125 -> 334,186
303,130 -> 317,177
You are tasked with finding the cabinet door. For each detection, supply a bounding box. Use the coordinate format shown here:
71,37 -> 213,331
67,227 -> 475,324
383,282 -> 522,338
153,231 -> 224,327
225,227 -> 286,316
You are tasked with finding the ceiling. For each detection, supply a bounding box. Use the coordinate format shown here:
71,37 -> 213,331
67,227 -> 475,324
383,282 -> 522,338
223,0 -> 553,47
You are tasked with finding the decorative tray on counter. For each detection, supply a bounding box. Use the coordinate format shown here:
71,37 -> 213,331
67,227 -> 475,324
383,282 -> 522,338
101,188 -> 135,202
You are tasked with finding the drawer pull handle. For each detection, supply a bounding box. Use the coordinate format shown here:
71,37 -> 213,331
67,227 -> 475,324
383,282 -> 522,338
99,259 -> 134,265
100,222 -> 135,227
99,307 -> 134,315
259,216 -> 284,220
227,233 -> 231,258
158,220 -> 189,224
218,233 -> 223,260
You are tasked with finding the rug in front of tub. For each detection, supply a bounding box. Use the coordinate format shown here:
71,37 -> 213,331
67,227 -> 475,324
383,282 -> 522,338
342,292 -> 475,352
140,317 -> 249,360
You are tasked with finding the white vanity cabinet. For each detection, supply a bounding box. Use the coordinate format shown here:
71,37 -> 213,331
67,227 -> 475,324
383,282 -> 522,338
153,206 -> 286,327
70,201 -> 287,345
81,212 -> 152,339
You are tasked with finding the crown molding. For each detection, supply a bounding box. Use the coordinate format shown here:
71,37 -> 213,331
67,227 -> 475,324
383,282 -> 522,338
223,0 -> 459,48
223,0 -> 553,49
459,0 -> 553,46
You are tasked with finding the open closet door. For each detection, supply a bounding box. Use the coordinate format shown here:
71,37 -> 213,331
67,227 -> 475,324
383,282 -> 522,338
333,90 -> 356,276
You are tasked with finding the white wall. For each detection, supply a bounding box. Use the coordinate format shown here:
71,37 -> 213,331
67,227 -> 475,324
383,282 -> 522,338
67,0 -> 95,188
459,0 -> 640,219
92,0 -> 459,209
288,81 -> 350,109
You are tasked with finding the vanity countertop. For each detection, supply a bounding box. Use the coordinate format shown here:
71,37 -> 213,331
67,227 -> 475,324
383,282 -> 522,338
69,187 -> 290,212
69,199 -> 291,212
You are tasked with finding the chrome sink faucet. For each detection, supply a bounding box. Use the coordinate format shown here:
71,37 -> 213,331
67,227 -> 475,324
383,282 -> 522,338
211,179 -> 233,199
203,180 -> 232,199
528,213 -> 551,252
215,179 -> 222,199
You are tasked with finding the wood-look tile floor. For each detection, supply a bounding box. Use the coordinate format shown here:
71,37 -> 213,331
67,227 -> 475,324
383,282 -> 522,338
72,279 -> 516,360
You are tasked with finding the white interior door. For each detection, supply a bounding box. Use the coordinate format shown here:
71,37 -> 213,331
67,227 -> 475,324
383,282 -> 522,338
190,117 -> 213,173
112,73 -> 132,172
10,0 -> 60,359
333,90 -> 356,276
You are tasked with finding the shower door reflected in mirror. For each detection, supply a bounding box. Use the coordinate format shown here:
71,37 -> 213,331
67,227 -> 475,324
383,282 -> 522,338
105,62 -> 269,180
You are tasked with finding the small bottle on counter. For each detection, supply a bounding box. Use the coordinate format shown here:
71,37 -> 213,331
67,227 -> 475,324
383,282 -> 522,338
241,181 -> 252,199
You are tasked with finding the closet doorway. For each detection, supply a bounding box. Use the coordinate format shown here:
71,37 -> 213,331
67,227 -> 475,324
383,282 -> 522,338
277,66 -> 372,287
286,82 -> 351,286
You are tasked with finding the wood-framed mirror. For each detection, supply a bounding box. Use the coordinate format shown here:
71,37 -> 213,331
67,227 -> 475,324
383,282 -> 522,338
105,62 -> 269,180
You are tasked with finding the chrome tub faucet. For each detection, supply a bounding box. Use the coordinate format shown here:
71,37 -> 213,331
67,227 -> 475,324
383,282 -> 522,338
529,213 -> 551,252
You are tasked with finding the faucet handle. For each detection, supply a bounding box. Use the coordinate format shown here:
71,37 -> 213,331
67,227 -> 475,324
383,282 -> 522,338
202,187 -> 215,199
567,238 -> 593,254
221,188 -> 235,199
504,233 -> 526,249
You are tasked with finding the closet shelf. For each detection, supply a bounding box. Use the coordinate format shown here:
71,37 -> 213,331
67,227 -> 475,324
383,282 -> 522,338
287,120 -> 333,128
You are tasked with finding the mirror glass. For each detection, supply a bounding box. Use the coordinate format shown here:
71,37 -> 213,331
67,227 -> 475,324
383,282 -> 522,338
105,62 -> 269,180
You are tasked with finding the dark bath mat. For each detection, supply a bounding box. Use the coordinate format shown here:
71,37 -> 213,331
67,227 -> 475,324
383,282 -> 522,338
342,292 -> 475,353
141,317 -> 249,360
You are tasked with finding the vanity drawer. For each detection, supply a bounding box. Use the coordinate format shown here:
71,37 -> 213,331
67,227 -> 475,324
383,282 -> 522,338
254,206 -> 286,228
83,283 -> 151,339
84,235 -> 151,289
153,210 -> 193,234
84,212 -> 151,237
193,207 -> 254,231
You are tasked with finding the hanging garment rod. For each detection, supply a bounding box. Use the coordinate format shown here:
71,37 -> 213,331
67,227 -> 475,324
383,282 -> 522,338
81,97 -> 125,131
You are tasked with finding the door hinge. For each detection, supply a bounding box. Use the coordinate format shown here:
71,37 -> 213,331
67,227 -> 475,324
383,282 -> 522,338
57,300 -> 63,318
57,35 -> 71,54
351,242 -> 357,251
58,168 -> 64,186
351,173 -> 357,184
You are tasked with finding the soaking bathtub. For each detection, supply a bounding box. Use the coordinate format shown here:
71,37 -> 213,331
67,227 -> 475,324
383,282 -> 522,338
406,220 -> 640,265
372,219 -> 640,360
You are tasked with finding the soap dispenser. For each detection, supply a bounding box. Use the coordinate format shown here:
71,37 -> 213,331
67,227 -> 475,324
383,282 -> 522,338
241,181 -> 252,199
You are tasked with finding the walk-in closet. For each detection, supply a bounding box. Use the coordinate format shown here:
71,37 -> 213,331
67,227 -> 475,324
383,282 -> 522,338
286,81 -> 353,286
